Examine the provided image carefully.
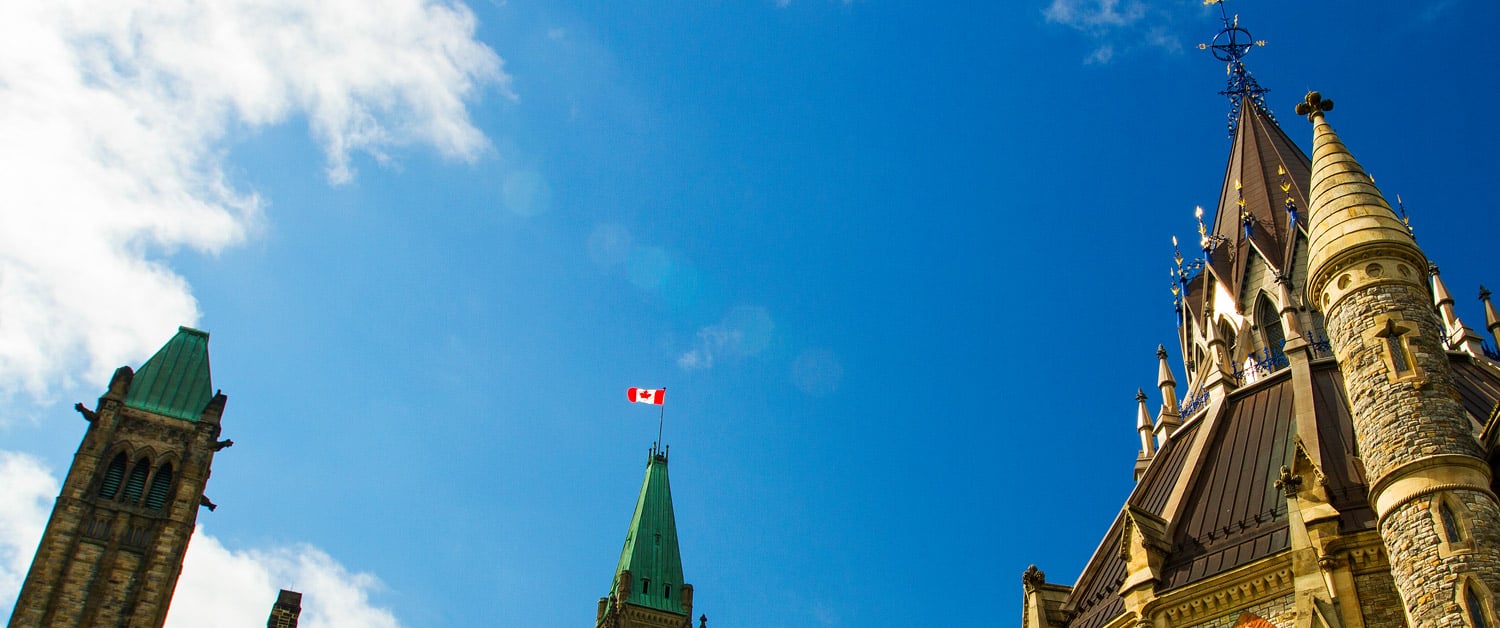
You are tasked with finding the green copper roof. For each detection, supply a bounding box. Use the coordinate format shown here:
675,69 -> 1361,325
609,450 -> 686,614
123,327 -> 213,422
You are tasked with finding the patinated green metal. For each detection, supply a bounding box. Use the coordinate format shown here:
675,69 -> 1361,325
123,327 -> 213,422
608,449 -> 686,614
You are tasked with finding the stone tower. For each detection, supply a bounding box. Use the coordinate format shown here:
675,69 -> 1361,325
1299,91 -> 1500,625
267,589 -> 303,628
597,445 -> 700,628
8,327 -> 230,628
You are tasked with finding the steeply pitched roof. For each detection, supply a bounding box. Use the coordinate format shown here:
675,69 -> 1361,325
124,327 -> 213,422
1202,96 -> 1312,299
609,450 -> 686,615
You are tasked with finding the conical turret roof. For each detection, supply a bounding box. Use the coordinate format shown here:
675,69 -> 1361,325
608,449 -> 686,615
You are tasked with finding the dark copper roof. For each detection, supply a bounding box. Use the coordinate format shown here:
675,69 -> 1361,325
1201,97 -> 1312,304
1451,356 -> 1500,430
1160,372 -> 1295,590
1062,515 -> 1126,628
1130,421 -> 1203,515
1055,354 -> 1500,626
1309,366 -> 1376,530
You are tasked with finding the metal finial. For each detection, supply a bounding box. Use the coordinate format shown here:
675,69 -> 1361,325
1198,0 -> 1271,136
1295,91 -> 1334,121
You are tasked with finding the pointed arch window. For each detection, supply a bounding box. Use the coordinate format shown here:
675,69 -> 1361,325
121,459 -> 150,505
1219,321 -> 1238,356
145,464 -> 174,510
99,453 -> 127,499
1256,293 -> 1285,352
1465,578 -> 1495,628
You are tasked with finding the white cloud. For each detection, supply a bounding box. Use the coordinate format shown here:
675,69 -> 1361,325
0,450 -> 399,628
1042,0 -> 1178,64
1043,0 -> 1144,29
0,452 -> 56,603
0,0 -> 507,405
678,306 -> 774,370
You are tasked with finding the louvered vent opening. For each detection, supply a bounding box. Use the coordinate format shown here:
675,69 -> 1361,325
145,464 -> 174,510
99,453 -> 127,499
121,460 -> 150,505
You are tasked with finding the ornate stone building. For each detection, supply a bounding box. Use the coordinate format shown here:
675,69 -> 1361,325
1021,8 -> 1500,628
596,445 -> 706,628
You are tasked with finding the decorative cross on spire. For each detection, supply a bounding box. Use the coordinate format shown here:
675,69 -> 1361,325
1295,91 -> 1334,121
1198,0 -> 1270,136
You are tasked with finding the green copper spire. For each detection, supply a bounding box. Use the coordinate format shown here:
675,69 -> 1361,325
609,447 -> 686,614
124,326 -> 214,422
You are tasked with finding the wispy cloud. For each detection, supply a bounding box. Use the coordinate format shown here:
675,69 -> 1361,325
0,0 -> 507,406
1042,0 -> 1179,64
0,451 -> 400,628
1044,0 -> 1145,30
678,306 -> 775,371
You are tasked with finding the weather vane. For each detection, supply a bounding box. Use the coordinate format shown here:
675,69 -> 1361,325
1197,0 -> 1270,136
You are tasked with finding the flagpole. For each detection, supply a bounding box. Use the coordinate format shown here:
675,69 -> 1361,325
656,388 -> 666,453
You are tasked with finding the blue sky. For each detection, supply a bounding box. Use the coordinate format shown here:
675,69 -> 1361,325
1,1 -> 1496,626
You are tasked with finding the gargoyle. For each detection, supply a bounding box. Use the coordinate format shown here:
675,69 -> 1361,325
74,402 -> 98,425
200,495 -> 218,512
213,439 -> 234,451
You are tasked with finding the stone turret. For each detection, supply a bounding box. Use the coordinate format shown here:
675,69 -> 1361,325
1152,345 -> 1182,447
1298,91 -> 1500,626
1431,266 -> 1487,356
1134,389 -> 1155,481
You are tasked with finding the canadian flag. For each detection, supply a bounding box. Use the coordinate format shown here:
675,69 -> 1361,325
627,387 -> 665,405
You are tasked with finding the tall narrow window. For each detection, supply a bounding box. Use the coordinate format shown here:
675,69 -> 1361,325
1387,334 -> 1412,373
121,459 -> 150,505
1440,500 -> 1464,543
99,453 -> 127,499
1256,294 -> 1285,351
1468,581 -> 1492,628
145,464 -> 174,510
1220,321 -> 1238,356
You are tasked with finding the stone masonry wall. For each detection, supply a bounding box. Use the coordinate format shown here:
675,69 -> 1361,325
1325,278 -> 1500,625
1186,593 -> 1295,628
1327,282 -> 1483,479
1380,488 -> 1500,627
1354,570 -> 1407,627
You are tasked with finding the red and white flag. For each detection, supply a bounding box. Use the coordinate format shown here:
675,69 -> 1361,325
627,387 -> 665,405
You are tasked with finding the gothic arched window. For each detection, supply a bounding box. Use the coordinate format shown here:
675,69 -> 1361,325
1256,293 -> 1285,352
1466,580 -> 1494,628
145,464 -> 174,510
99,453 -> 127,499
121,458 -> 150,505
1219,321 -> 1238,356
